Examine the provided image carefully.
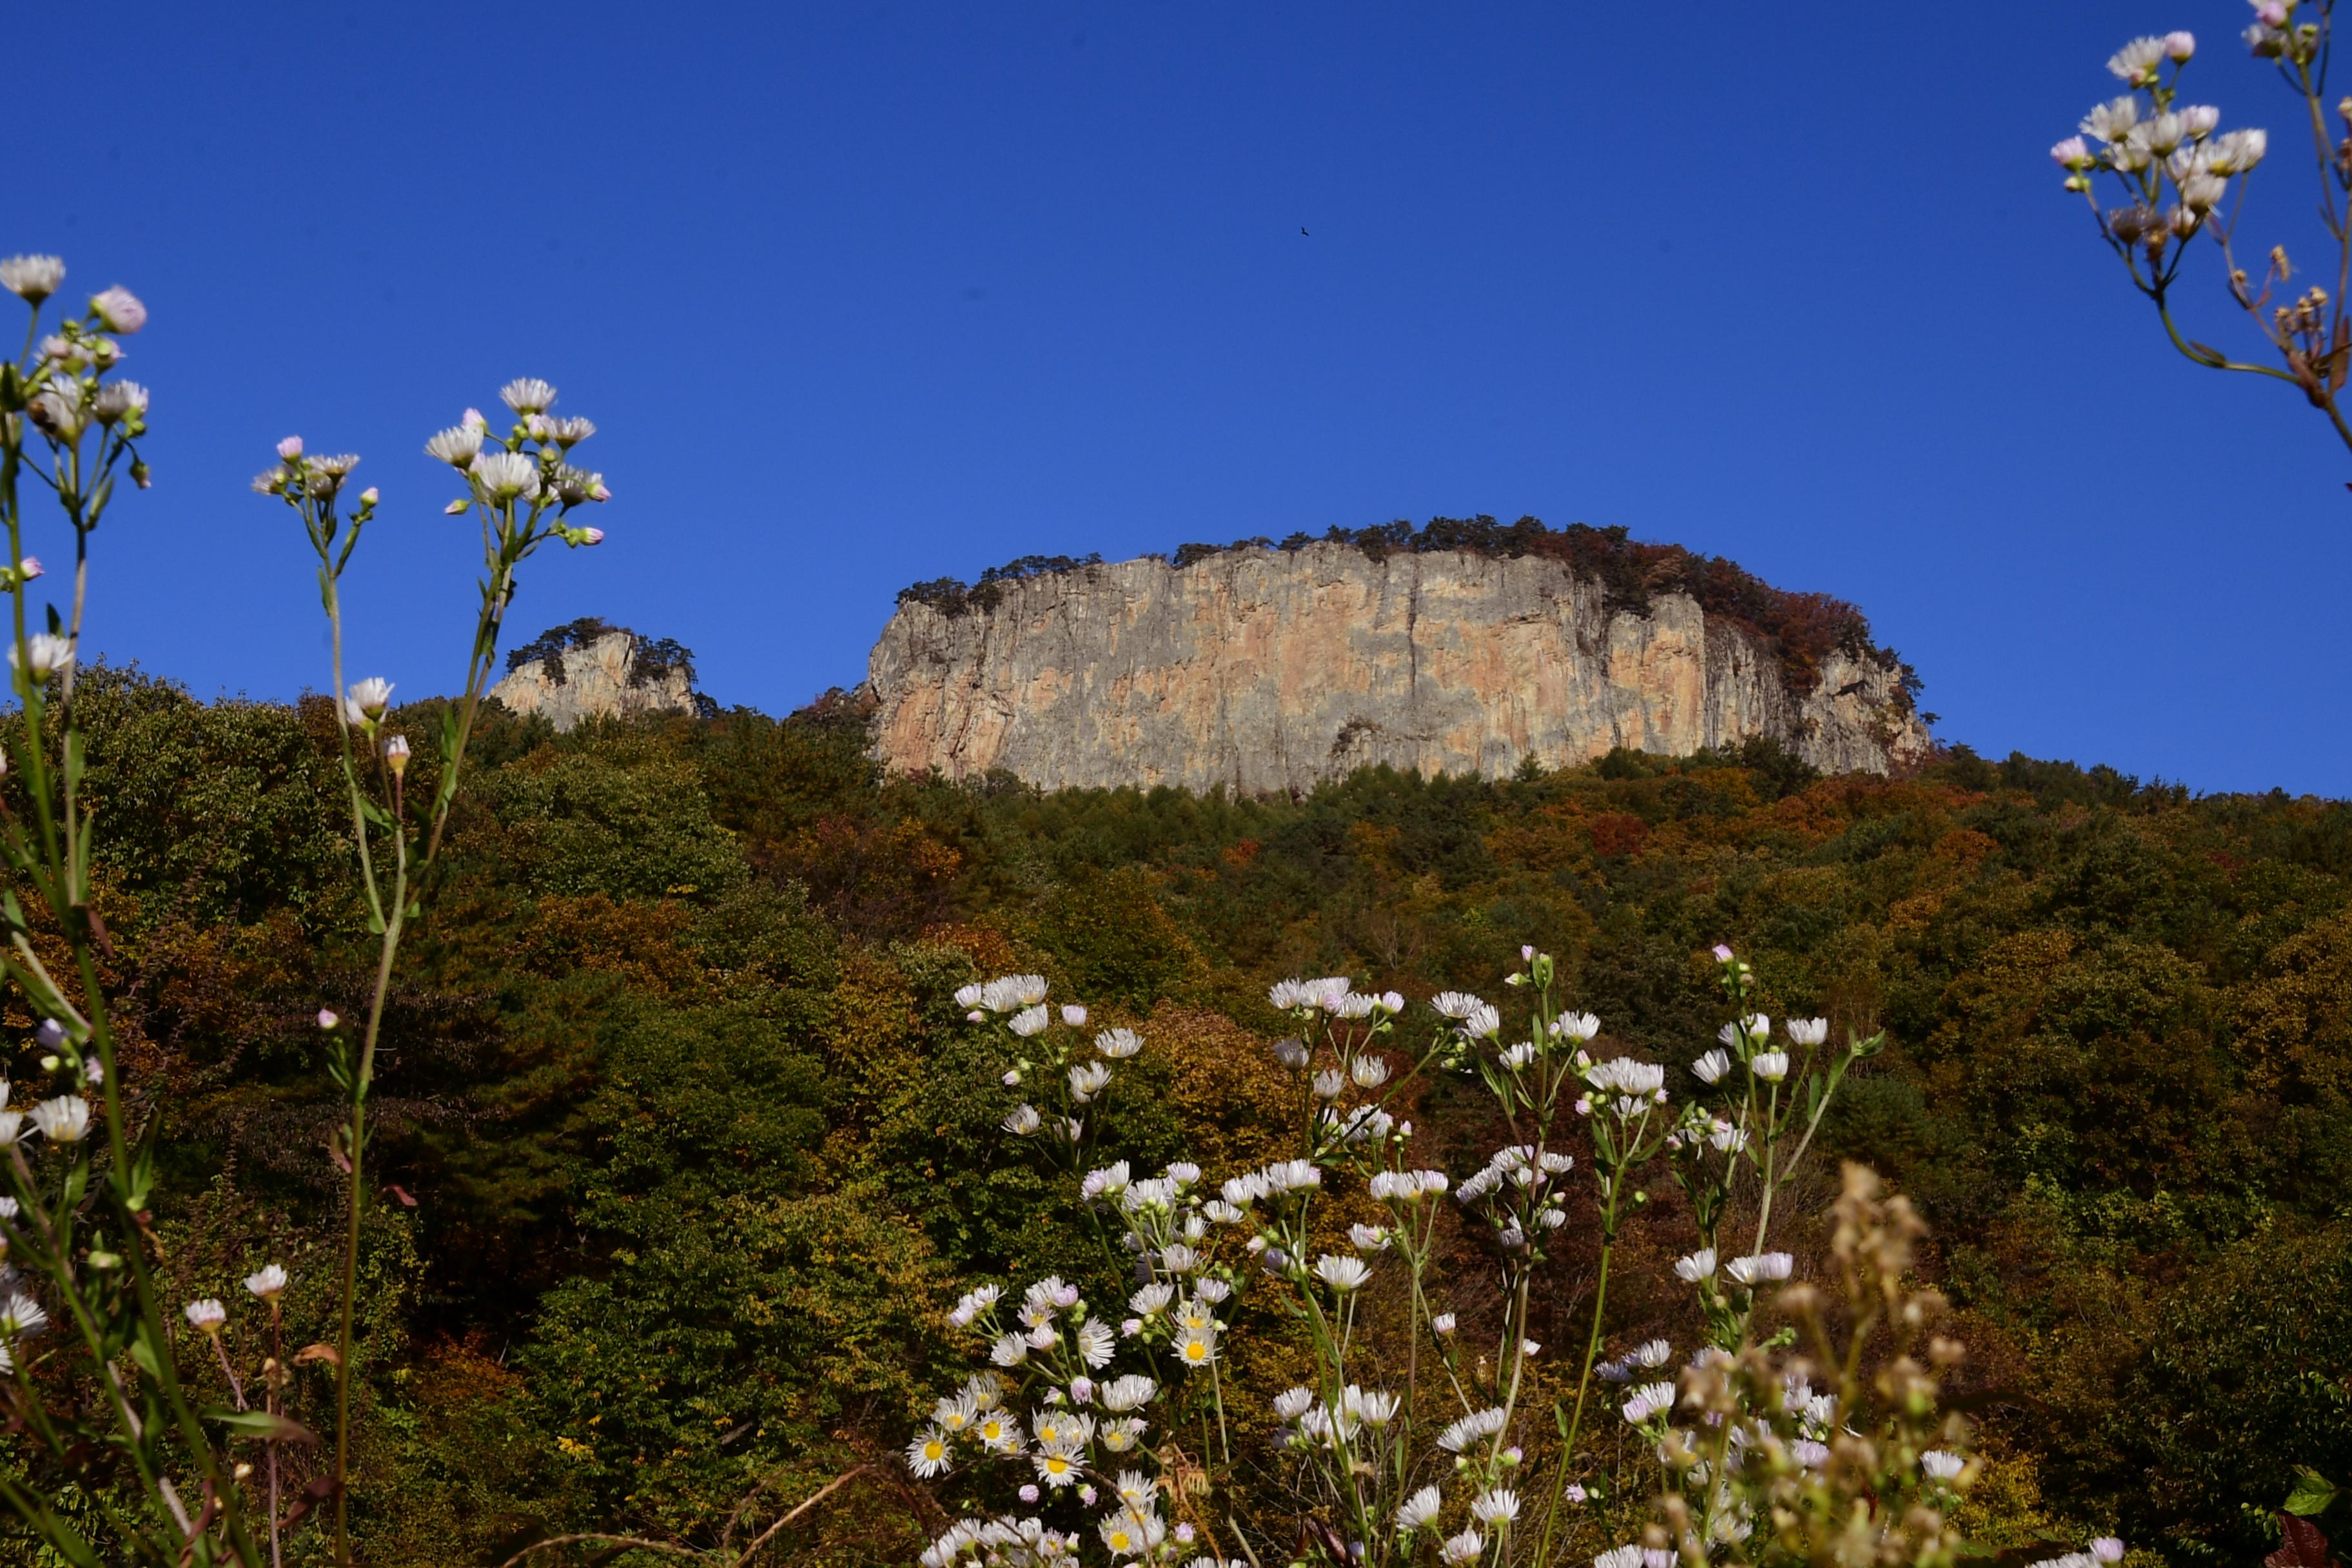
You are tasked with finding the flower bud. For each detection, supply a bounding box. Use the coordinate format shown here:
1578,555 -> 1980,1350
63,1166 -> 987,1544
444,499 -> 469,515
131,460 -> 150,489
277,436 -> 304,461
358,487 -> 378,507
384,734 -> 411,776
2164,30 -> 2195,60
90,286 -> 146,334
318,1009 -> 338,1029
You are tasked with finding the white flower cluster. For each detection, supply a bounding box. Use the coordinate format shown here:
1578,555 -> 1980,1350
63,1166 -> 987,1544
1581,1055 -> 1667,1119
912,1362 -> 1181,1568
0,1083 -> 93,1149
977,976 -> 1145,1147
919,1277 -> 1171,1508
1453,1142 -> 1573,1254
2245,0 -> 2315,63
959,975 -> 1050,1018
2051,27 -> 2268,248
1268,975 -> 1402,1017
1431,990 -> 1500,1039
1595,1337 -> 1675,1384
1273,1381 -> 1402,1448
1685,1015 -> 1826,1092
3,257 -> 156,533
422,380 -> 612,534
2044,1540 -> 2128,1568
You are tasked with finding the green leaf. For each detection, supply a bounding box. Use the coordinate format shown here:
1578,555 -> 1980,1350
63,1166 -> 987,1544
126,1322 -> 162,1380
2287,1465 -> 2340,1517
206,1407 -> 319,1444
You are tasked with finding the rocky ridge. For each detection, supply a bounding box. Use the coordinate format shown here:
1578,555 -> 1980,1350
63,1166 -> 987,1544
489,622 -> 700,731
867,542 -> 1929,792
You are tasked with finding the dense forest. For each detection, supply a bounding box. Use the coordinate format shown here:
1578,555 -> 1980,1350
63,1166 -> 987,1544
15,665 -> 2351,1566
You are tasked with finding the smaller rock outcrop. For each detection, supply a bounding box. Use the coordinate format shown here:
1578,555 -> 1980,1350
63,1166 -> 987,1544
489,619 -> 703,731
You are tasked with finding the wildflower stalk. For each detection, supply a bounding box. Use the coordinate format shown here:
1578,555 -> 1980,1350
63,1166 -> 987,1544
265,382 -> 608,1565
0,262 -> 275,1566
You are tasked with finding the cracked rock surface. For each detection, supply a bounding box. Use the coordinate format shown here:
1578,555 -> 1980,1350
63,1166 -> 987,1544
867,544 -> 1929,792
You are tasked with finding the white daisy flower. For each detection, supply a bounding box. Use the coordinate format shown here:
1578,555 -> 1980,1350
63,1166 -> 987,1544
0,255 -> 65,304
9,635 -> 74,681
905,1427 -> 952,1477
28,1096 -> 88,1142
1442,1527 -> 1485,1565
499,377 -> 558,415
0,1293 -> 49,1336
425,426 -> 485,467
1313,1255 -> 1371,1292
1395,1485 -> 1442,1531
1099,1374 -> 1155,1412
468,450 -> 540,502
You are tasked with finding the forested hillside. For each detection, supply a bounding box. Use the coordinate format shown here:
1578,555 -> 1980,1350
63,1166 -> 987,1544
24,667 -> 2352,1565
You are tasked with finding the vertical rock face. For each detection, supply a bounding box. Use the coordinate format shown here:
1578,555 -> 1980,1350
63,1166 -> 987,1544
867,544 -> 1928,792
489,629 -> 697,732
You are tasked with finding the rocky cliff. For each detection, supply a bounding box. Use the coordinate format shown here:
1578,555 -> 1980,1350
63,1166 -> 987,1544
867,543 -> 1928,792
489,623 -> 700,731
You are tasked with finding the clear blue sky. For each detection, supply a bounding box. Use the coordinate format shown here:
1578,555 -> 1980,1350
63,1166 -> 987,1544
14,1 -> 2349,794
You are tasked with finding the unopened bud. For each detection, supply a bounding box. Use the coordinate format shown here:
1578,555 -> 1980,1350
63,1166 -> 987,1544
130,460 -> 150,489
277,436 -> 304,461
318,1009 -> 338,1029
444,499 -> 468,515
358,486 -> 379,507
579,526 -> 605,545
383,734 -> 411,776
19,558 -> 41,581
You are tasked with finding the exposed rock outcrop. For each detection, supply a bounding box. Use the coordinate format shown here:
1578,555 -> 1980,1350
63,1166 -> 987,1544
867,544 -> 1928,792
490,622 -> 700,731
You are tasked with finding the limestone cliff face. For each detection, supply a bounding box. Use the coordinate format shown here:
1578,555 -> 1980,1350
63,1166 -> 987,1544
867,544 -> 1928,792
489,629 -> 696,731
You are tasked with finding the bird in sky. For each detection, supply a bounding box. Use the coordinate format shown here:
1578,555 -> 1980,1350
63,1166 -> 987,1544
1300,227 -> 1309,235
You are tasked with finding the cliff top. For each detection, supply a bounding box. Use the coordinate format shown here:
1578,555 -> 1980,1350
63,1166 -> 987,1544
896,515 -> 1917,703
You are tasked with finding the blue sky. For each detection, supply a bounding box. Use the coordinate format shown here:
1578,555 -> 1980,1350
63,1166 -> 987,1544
14,1 -> 2350,794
